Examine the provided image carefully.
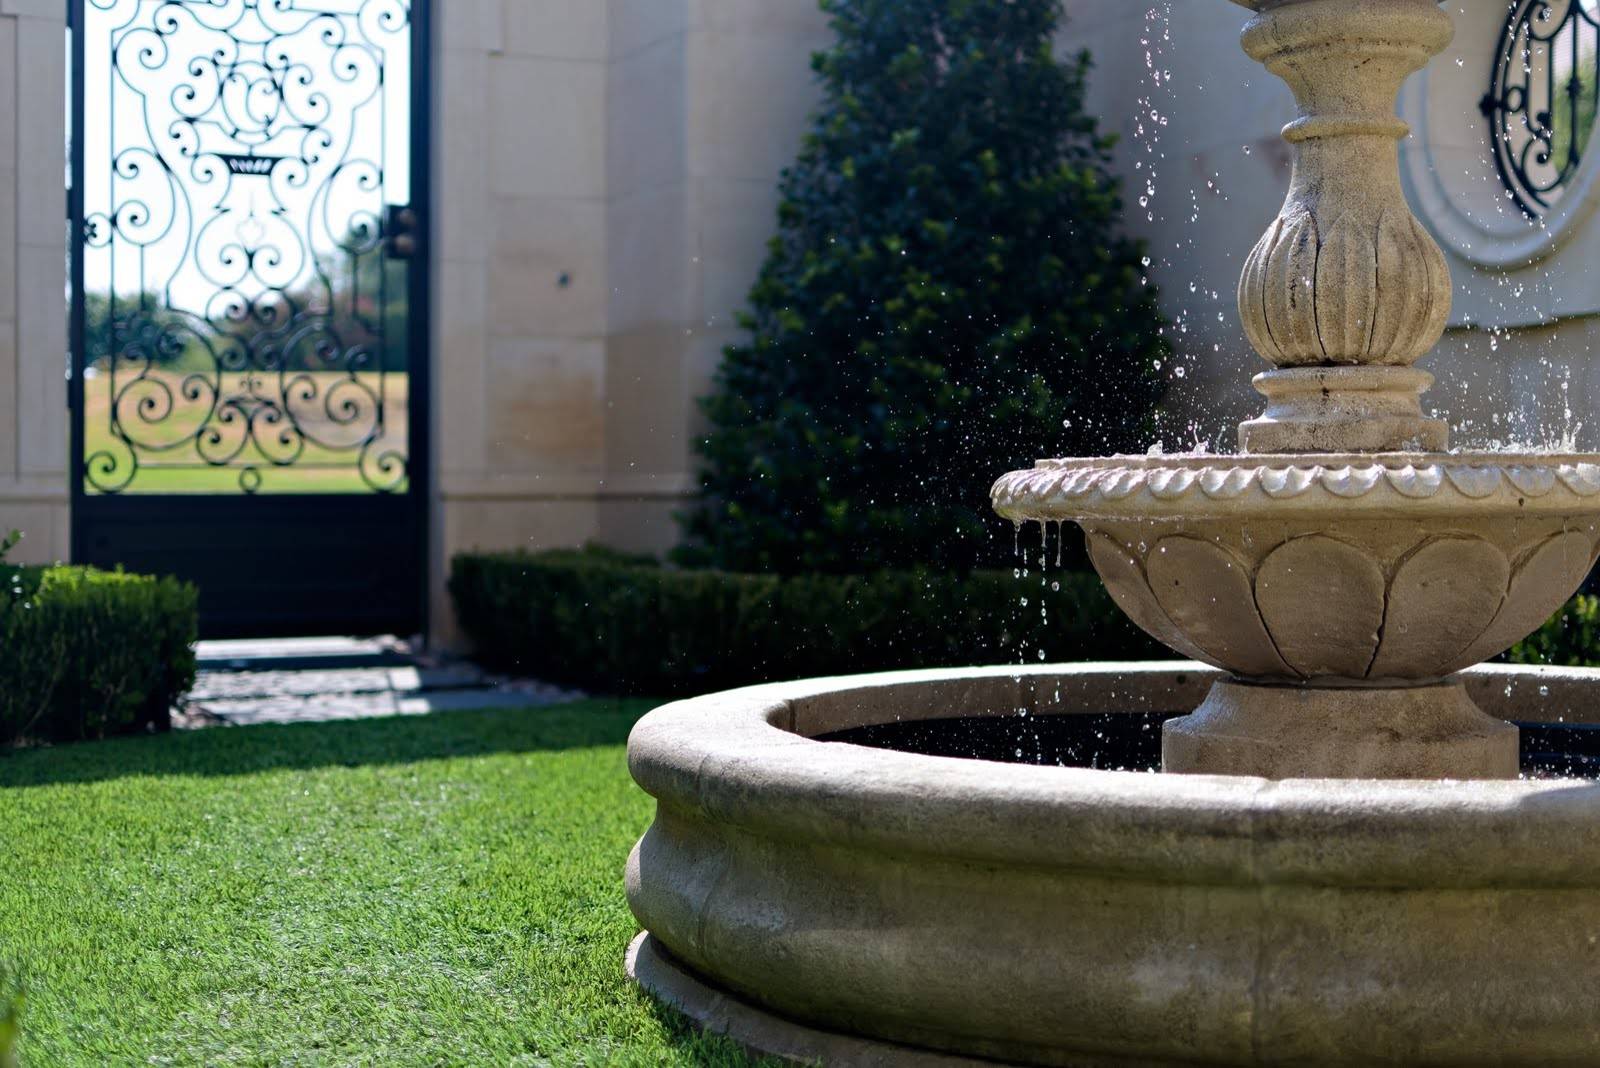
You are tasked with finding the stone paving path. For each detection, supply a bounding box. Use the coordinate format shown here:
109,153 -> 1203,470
176,637 -> 582,728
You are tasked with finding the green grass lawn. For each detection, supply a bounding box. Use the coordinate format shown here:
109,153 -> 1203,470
0,701 -> 759,1067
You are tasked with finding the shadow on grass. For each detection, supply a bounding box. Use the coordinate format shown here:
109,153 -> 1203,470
642,996 -> 790,1068
0,699 -> 657,789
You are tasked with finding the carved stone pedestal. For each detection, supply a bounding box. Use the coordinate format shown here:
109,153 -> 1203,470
1235,0 -> 1455,452
1163,679 -> 1520,780
1241,366 -> 1448,453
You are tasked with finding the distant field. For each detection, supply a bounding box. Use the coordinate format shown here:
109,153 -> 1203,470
82,368 -> 410,495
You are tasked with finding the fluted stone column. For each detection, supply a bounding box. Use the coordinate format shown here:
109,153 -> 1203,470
1235,0 -> 1454,453
992,0 -> 1600,781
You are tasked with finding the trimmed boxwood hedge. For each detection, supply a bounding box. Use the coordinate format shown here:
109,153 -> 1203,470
0,565 -> 198,746
1509,594 -> 1600,667
449,547 -> 1161,697
450,547 -> 1600,693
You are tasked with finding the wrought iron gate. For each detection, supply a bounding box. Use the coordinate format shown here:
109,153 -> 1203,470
1481,0 -> 1600,218
69,0 -> 430,638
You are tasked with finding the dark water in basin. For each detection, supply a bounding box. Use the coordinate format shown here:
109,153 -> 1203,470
819,714 -> 1600,779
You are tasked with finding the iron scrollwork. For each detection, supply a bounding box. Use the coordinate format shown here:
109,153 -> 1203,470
81,0 -> 414,494
1481,0 -> 1600,218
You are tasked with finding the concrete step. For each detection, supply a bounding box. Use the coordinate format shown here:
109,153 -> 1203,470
180,635 -> 583,729
189,665 -> 487,702
187,682 -> 577,728
196,636 -> 414,672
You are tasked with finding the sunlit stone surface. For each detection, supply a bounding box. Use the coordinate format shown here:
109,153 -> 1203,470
993,0 -> 1600,780
994,451 -> 1600,778
626,0 -> 1600,1061
627,665 -> 1600,1064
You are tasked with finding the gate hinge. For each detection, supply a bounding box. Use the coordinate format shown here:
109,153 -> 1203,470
384,205 -> 419,260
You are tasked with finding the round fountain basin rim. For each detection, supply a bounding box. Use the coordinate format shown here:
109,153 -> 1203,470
629,662 -> 1600,890
1020,450 -> 1600,468
991,451 -> 1600,521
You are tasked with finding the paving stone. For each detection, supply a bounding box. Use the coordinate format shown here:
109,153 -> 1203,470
196,636 -> 414,671
196,693 -> 402,726
189,665 -> 487,702
176,641 -> 582,729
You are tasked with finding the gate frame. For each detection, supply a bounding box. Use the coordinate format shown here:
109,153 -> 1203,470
66,0 -> 434,640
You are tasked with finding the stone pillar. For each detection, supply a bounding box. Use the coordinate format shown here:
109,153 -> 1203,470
0,0 -> 70,564
1234,0 -> 1454,454
1159,0 -> 1526,780
1163,679 -> 1520,780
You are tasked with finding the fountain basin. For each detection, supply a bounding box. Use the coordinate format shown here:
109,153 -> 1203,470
992,453 -> 1600,683
627,662 -> 1600,1065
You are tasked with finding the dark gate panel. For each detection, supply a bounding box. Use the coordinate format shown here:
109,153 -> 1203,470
70,0 -> 430,638
76,495 -> 418,637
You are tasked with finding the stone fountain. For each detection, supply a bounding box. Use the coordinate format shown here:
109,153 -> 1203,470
625,0 -> 1600,1062
993,0 -> 1600,781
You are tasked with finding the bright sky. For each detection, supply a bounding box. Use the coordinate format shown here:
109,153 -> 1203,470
77,0 -> 412,312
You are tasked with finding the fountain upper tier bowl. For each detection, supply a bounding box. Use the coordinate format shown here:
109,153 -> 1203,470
992,452 -> 1600,684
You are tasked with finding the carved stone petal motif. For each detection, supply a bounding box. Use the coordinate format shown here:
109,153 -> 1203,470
1057,469 -> 1098,497
1200,467 -> 1255,498
1444,466 -> 1504,498
1084,533 -> 1217,668
1260,466 -> 1317,497
1558,464 -> 1600,495
1323,465 -> 1386,498
1505,466 -> 1558,496
1445,531 -> 1599,673
1240,218 -> 1283,365
1387,464 -> 1444,498
1314,212 -> 1377,362
1145,536 -> 1292,677
1370,209 -> 1450,366
1368,538 -> 1510,679
1102,471 -> 1143,499
1148,468 -> 1200,500
1256,536 -> 1385,678
1261,212 -> 1323,365
992,458 -> 1600,521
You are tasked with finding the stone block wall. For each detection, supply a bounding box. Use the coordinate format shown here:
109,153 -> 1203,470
431,0 -> 828,642
0,0 -> 1588,642
432,0 -> 611,633
0,0 -> 831,640
0,0 -> 68,564
1066,0 -> 1600,454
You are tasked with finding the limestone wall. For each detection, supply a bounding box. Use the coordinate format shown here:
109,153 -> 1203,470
430,0 -> 828,641
1061,0 -> 1283,448
1068,0 -> 1600,454
598,0 -> 830,552
0,0 -> 1590,642
0,0 -> 68,565
432,0 -> 611,632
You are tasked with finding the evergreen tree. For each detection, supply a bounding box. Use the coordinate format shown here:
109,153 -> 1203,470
680,0 -> 1169,574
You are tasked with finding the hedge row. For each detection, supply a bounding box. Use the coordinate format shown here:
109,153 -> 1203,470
1509,594 -> 1600,668
449,547 -> 1161,697
0,566 -> 198,746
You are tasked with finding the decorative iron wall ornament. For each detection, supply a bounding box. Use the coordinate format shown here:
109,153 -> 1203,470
76,0 -> 415,495
1481,0 -> 1600,218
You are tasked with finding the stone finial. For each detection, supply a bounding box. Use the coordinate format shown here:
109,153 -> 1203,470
1235,0 -> 1454,454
